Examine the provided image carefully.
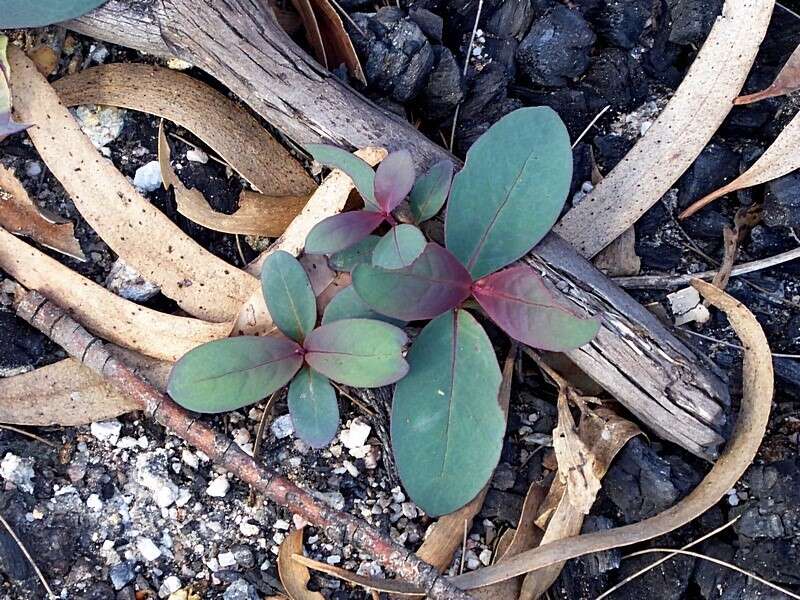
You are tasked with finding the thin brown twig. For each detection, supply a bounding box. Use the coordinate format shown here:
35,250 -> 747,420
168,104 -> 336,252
253,390 -> 281,460
572,105 -> 610,149
14,290 -> 470,600
0,424 -> 57,447
0,511 -> 57,599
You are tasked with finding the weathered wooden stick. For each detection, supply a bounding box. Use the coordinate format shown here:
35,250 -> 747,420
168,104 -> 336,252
68,0 -> 730,458
15,290 -> 471,600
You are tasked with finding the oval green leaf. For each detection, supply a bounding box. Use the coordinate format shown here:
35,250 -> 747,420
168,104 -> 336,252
304,210 -> 386,255
322,286 -> 406,327
306,144 -> 379,210
409,160 -> 453,223
303,319 -> 409,387
472,265 -> 600,351
167,336 -> 303,413
392,310 -> 505,516
328,235 -> 381,272
1,0 -> 107,27
445,107 -> 573,279
374,149 -> 415,213
372,224 -> 426,269
261,250 -> 317,342
288,367 -> 340,448
352,243 -> 472,321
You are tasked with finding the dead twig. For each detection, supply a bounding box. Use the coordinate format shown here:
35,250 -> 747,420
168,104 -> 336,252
0,423 -> 58,447
14,289 -> 471,600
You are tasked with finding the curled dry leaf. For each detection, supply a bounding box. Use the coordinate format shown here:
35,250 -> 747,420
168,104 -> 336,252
289,0 -> 366,84
235,147 -> 387,336
735,42 -> 800,105
292,554 -> 423,597
0,347 -> 169,426
0,164 -> 85,260
554,0 -> 775,258
277,529 -> 325,600
0,227 -> 230,361
679,108 -> 800,219
157,123 -> 310,236
518,404 -> 641,600
8,47 -> 258,322
52,62 -> 315,196
447,278 -> 772,590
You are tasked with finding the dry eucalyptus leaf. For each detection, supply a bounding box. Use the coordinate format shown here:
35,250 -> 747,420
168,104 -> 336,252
0,164 -> 85,261
448,279 -> 772,590
277,529 -> 326,600
0,227 -> 230,361
0,348 -> 168,426
52,62 -> 316,196
679,108 -> 800,219
234,147 -> 387,336
157,124 -> 311,236
290,0 -> 366,84
8,47 -> 258,322
735,42 -> 800,105
554,0 -> 774,258
291,554 -> 423,597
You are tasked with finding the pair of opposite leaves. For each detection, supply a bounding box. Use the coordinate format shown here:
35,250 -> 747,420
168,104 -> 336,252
168,250 -> 409,448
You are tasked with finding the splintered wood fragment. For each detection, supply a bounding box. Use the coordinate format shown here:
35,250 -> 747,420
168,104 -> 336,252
52,62 -> 316,196
0,164 -> 84,261
15,290 -> 471,600
158,123 -> 310,236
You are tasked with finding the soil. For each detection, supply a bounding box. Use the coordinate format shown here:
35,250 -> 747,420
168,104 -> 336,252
2,1 -> 800,599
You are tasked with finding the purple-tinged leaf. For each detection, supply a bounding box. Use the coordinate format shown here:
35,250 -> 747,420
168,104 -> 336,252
288,367 -> 340,448
352,243 -> 472,321
306,144 -> 379,210
409,160 -> 453,223
371,224 -> 426,269
303,318 -> 409,387
373,149 -> 415,213
261,250 -> 316,342
472,265 -> 600,351
304,210 -> 385,255
167,336 -> 303,413
328,235 -> 380,272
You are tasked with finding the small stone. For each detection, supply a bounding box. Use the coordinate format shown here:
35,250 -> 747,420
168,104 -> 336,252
133,161 -> 163,192
218,551 -> 237,568
166,58 -> 193,70
160,575 -> 182,595
326,555 -> 342,565
340,418 -> 371,452
764,171 -> 800,228
271,414 -> 294,439
86,493 -> 103,511
222,579 -> 259,600
479,548 -> 493,566
90,44 -> 110,63
274,519 -> 291,530
232,545 -> 255,568
206,474 -> 230,498
239,521 -> 259,537
0,453 -> 35,493
135,451 -> 180,508
186,148 -> 209,164
74,105 -> 126,148
181,449 -> 199,469
91,420 -> 123,444
106,258 -> 161,302
137,537 -> 162,562
109,561 -> 135,590
25,161 -> 42,178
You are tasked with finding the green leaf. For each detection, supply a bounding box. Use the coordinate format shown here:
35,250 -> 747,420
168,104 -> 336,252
1,0 -> 107,27
445,107 -> 573,279
306,144 -> 379,210
372,225 -> 426,269
261,250 -> 317,343
304,319 -> 409,387
392,310 -> 505,516
167,336 -> 303,413
328,235 -> 381,272
288,367 -> 340,448
322,286 -> 406,327
409,160 -> 453,223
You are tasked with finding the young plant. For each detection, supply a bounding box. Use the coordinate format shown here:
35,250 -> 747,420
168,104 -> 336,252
0,37 -> 31,142
305,145 -> 453,269
309,107 -> 600,516
167,250 -> 409,448
0,0 -> 108,28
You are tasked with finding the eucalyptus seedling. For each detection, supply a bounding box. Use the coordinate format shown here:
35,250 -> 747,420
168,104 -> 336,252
168,251 -> 409,448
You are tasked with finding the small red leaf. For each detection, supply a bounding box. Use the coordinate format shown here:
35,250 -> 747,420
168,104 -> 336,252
373,149 -> 415,213
472,265 -> 600,351
304,210 -> 386,255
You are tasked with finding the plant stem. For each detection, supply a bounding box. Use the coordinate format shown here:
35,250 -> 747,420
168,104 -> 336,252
15,290 -> 472,600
